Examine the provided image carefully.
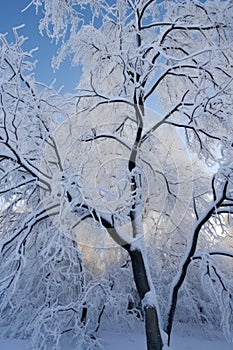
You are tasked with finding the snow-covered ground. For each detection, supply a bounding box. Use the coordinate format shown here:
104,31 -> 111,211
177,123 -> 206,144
0,324 -> 232,350
100,326 -> 232,350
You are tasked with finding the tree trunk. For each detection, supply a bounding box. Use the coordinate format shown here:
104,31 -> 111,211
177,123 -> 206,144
101,220 -> 163,349
128,247 -> 163,350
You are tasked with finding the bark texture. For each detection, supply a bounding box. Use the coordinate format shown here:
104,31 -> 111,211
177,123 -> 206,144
128,248 -> 163,350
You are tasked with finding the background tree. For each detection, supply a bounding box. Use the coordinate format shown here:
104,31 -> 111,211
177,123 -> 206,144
1,1 -> 233,349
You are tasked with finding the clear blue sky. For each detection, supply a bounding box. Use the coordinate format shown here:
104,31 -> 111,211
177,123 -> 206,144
0,1 -> 80,93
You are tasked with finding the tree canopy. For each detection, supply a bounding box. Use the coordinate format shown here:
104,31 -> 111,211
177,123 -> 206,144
0,1 -> 233,349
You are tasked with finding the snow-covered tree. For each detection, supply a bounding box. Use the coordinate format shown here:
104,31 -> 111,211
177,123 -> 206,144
1,1 -> 233,349
0,29 -> 125,350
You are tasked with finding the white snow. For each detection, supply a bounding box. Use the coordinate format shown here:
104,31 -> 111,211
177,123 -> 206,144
142,290 -> 158,308
0,324 -> 232,350
100,325 -> 233,350
0,338 -> 27,350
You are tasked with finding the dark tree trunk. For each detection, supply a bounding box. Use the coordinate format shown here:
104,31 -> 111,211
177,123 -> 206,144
102,223 -> 164,350
128,247 -> 163,350
165,190 -> 227,345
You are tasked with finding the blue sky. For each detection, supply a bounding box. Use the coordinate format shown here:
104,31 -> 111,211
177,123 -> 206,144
0,1 -> 80,93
